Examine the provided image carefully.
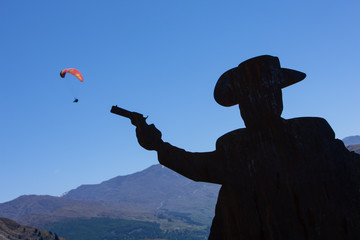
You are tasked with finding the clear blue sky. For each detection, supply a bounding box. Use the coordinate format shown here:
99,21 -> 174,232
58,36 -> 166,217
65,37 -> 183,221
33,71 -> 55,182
1,0 -> 359,203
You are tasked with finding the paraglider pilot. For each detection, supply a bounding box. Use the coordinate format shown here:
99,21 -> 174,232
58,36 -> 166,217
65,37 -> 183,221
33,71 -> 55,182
129,55 -> 360,239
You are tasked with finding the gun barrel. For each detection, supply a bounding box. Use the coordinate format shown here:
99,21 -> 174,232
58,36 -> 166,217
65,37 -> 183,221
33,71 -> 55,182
110,105 -> 132,119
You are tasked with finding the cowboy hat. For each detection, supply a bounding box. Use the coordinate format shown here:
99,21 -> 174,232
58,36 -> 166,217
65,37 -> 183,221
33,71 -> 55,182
214,55 -> 306,107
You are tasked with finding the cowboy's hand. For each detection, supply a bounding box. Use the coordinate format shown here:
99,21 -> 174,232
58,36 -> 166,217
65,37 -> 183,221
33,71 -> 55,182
130,114 -> 163,151
136,123 -> 163,151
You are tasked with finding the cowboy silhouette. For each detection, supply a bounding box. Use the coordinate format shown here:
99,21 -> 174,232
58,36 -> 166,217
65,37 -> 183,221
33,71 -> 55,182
132,55 -> 360,239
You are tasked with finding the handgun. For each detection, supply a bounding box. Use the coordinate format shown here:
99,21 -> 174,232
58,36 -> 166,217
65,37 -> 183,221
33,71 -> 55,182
110,105 -> 147,126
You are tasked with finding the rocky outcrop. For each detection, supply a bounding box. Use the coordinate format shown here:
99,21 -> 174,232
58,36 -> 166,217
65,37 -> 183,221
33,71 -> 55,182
0,217 -> 65,240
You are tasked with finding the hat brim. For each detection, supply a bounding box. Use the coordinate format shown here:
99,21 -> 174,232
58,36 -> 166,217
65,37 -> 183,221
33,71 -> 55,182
280,68 -> 306,88
214,67 -> 306,107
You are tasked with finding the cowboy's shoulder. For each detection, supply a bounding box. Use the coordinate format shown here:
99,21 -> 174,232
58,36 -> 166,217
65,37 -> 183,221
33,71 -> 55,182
216,128 -> 247,147
286,117 -> 335,140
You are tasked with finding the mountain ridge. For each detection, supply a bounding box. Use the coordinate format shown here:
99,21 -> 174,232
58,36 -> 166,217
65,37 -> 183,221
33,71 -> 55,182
0,164 -> 220,230
342,135 -> 360,146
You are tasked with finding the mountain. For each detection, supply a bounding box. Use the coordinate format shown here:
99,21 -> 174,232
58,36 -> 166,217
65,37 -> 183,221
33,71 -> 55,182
0,164 -> 220,236
342,135 -> 360,146
347,144 -> 360,154
0,195 -> 135,227
0,217 -> 66,240
63,164 -> 219,222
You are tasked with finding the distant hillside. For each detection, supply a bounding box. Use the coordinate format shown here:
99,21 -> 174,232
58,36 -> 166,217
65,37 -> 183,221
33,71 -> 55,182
63,164 -> 220,225
342,135 -> 360,146
44,217 -> 208,240
347,144 -> 360,154
0,165 -> 220,235
0,217 -> 65,240
0,195 -> 138,227
63,164 -> 220,228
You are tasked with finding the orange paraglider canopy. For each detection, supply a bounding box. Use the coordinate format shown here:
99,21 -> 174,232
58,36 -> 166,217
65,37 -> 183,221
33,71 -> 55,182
60,68 -> 84,82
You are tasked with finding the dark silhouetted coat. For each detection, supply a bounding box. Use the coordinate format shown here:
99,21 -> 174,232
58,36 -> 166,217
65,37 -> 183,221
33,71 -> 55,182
158,117 -> 360,239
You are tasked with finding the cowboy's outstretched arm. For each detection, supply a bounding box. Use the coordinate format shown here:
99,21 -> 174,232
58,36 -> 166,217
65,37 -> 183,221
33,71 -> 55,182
157,142 -> 225,184
134,120 -> 225,184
